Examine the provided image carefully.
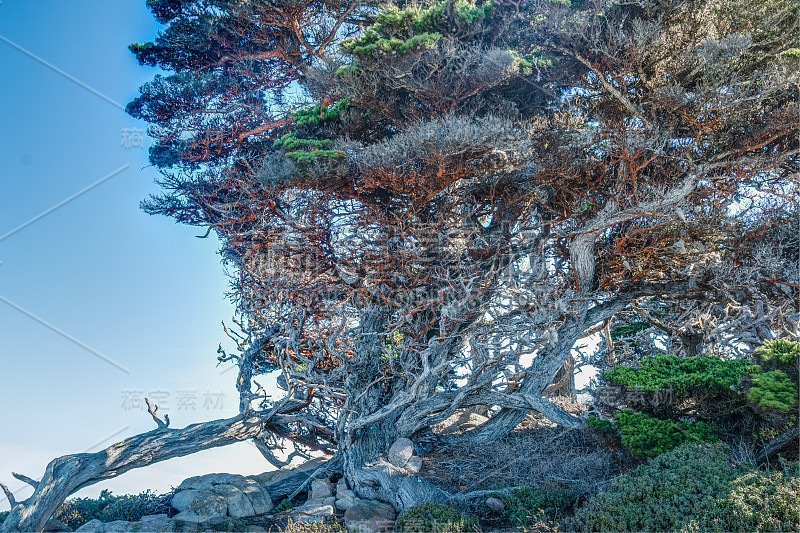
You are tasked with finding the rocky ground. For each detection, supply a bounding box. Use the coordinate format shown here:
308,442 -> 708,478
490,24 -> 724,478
50,407 -> 616,533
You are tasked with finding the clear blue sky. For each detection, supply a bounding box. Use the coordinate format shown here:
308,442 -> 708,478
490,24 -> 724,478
0,1 -> 272,510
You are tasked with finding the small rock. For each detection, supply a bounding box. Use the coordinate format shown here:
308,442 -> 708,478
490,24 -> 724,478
289,500 -> 336,523
485,497 -> 505,512
387,438 -> 414,468
137,514 -> 175,532
344,500 -> 396,533
405,455 -> 423,474
335,496 -> 358,511
336,478 -> 350,499
310,478 -> 333,500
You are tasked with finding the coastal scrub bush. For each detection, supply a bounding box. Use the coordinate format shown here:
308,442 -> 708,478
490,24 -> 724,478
502,486 -> 573,527
568,443 -> 800,532
615,410 -> 718,457
755,339 -> 799,365
395,502 -> 479,532
604,354 -> 750,394
747,369 -> 798,413
52,489 -> 172,530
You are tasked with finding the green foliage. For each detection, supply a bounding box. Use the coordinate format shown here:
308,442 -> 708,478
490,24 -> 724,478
342,31 -> 443,57
340,0 -> 495,57
609,321 -> 649,340
716,469 -> 800,532
274,498 -> 293,513
568,443 -> 800,532
395,502 -> 479,532
128,41 -> 155,52
604,354 -> 751,394
502,487 -> 572,526
52,489 -> 172,531
615,410 -> 717,457
0,511 -> 9,525
291,99 -> 350,127
335,65 -> 362,76
508,49 -> 554,75
587,414 -> 613,431
755,339 -> 799,365
274,133 -> 333,150
747,369 -> 798,413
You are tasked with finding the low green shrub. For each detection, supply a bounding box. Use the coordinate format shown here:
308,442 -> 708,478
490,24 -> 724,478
604,354 -> 750,395
615,410 -> 718,457
747,369 -> 798,413
755,339 -> 799,365
395,502 -> 479,532
52,489 -> 172,530
568,443 -> 800,532
273,498 -> 294,512
587,414 -> 613,431
502,486 -> 572,527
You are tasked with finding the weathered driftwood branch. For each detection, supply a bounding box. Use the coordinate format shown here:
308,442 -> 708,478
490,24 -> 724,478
145,397 -> 170,429
0,412 -> 283,533
0,484 -> 15,507
11,473 -> 38,490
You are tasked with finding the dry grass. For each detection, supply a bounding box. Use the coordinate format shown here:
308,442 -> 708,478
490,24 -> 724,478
422,408 -> 622,500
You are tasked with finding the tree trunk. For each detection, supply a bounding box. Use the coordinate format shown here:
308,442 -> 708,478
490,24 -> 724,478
471,317 -> 587,443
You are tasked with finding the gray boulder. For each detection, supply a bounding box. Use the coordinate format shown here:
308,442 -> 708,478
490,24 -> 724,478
335,496 -> 358,511
171,489 -> 228,523
310,478 -> 333,500
388,438 -> 414,468
288,499 -> 336,523
75,520 -> 104,533
485,497 -> 505,512
343,500 -> 396,533
210,484 -> 256,518
175,473 -> 273,517
137,514 -> 175,532
405,455 -> 423,474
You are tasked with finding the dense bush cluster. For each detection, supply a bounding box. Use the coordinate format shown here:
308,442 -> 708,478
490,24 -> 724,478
613,410 -> 718,458
604,354 -> 751,394
595,342 -> 799,460
395,502 -> 479,532
500,486 -> 573,527
569,443 -> 800,532
51,489 -> 173,531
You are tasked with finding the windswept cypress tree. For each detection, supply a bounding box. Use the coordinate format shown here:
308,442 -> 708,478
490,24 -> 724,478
2,1 -> 798,530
